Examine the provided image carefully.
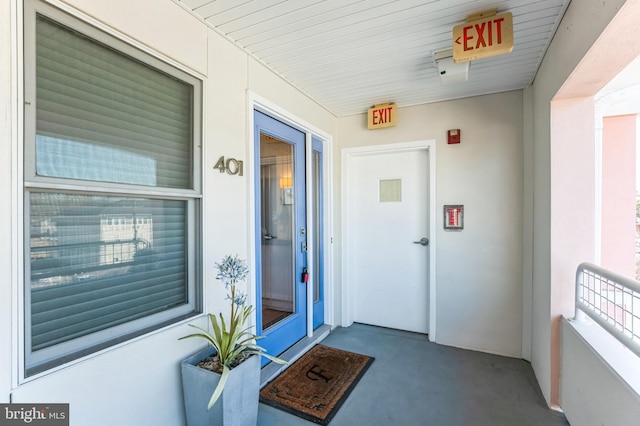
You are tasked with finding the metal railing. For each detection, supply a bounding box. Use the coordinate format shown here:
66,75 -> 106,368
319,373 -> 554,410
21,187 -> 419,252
575,262 -> 640,357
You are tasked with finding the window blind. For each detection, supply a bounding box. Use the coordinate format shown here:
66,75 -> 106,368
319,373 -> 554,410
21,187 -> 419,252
29,193 -> 187,351
35,15 -> 193,189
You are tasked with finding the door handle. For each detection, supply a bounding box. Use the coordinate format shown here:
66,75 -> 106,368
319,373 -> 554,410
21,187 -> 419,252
413,237 -> 429,246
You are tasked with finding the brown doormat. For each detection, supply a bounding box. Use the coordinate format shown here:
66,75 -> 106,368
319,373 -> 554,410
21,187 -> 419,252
260,345 -> 374,425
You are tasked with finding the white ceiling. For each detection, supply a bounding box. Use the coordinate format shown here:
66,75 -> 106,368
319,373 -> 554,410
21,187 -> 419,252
175,0 -> 570,116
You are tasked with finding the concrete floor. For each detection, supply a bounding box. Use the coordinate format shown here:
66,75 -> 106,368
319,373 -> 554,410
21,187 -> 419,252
257,323 -> 569,426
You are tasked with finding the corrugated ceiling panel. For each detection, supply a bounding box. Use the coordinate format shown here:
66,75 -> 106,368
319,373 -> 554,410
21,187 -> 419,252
217,0 -> 325,33
176,0 -> 570,115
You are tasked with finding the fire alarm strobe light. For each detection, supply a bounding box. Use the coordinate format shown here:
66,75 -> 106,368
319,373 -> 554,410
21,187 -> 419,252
448,129 -> 461,144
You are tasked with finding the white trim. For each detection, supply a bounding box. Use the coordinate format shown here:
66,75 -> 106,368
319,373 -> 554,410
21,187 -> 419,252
342,140 -> 437,341
321,138 -> 334,330
12,0 -> 25,391
247,91 -> 335,339
246,102 -> 258,327
250,95 -> 333,143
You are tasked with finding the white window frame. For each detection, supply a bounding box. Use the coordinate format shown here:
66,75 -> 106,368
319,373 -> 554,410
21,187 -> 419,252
21,0 -> 203,379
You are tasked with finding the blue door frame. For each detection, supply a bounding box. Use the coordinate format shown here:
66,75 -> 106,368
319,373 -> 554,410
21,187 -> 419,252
311,136 -> 324,330
254,110 -> 307,364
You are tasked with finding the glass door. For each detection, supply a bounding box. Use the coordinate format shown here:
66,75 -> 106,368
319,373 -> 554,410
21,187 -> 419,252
254,110 -> 307,363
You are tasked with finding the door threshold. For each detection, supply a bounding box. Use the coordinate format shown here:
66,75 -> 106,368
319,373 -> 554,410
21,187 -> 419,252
260,324 -> 331,387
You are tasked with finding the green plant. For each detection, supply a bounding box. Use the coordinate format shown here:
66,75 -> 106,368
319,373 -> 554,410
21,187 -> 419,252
180,255 -> 286,409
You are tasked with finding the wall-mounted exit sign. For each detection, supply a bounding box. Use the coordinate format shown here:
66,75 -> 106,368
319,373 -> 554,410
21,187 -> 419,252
368,103 -> 397,130
452,10 -> 513,63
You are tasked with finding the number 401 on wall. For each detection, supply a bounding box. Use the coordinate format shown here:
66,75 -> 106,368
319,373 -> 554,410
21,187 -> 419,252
214,156 -> 244,176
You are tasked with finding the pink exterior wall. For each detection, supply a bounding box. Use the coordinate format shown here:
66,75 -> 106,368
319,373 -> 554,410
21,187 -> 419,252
550,97 -> 597,405
601,115 -> 637,279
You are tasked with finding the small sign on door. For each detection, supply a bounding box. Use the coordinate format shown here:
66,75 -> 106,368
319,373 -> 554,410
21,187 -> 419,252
444,205 -> 463,231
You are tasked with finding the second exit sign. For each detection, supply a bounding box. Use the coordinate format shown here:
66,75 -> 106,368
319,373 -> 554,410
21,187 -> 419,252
368,103 -> 397,130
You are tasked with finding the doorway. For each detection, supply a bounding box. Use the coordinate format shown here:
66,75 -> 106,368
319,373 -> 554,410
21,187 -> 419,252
254,110 -> 325,362
343,141 -> 436,338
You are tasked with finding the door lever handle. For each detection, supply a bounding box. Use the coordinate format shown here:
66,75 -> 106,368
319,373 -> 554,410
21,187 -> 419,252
413,237 -> 429,246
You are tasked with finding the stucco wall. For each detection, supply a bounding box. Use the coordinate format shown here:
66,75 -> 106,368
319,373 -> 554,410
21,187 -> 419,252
549,96 -> 598,406
336,91 -> 524,357
528,0 -> 631,406
3,0 -> 336,424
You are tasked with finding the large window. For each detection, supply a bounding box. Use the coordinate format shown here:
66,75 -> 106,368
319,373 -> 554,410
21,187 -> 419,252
23,1 -> 202,376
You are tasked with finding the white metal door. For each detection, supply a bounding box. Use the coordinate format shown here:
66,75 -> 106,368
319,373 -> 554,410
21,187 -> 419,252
350,148 -> 429,333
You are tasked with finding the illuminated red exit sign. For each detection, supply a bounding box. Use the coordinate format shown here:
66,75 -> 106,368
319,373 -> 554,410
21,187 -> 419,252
452,10 -> 513,63
367,103 -> 397,130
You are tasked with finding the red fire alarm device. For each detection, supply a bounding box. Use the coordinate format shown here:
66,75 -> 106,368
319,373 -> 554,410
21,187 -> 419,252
448,129 -> 461,144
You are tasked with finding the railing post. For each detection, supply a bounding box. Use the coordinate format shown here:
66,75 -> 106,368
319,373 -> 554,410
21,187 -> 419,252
574,307 -> 588,323
574,264 -> 585,322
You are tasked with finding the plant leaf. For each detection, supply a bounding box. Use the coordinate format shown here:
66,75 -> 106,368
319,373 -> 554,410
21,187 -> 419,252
179,324 -> 216,347
210,314 -> 223,343
244,350 -> 288,365
219,312 -> 227,334
261,352 -> 288,364
236,335 -> 258,348
207,364 -> 231,410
